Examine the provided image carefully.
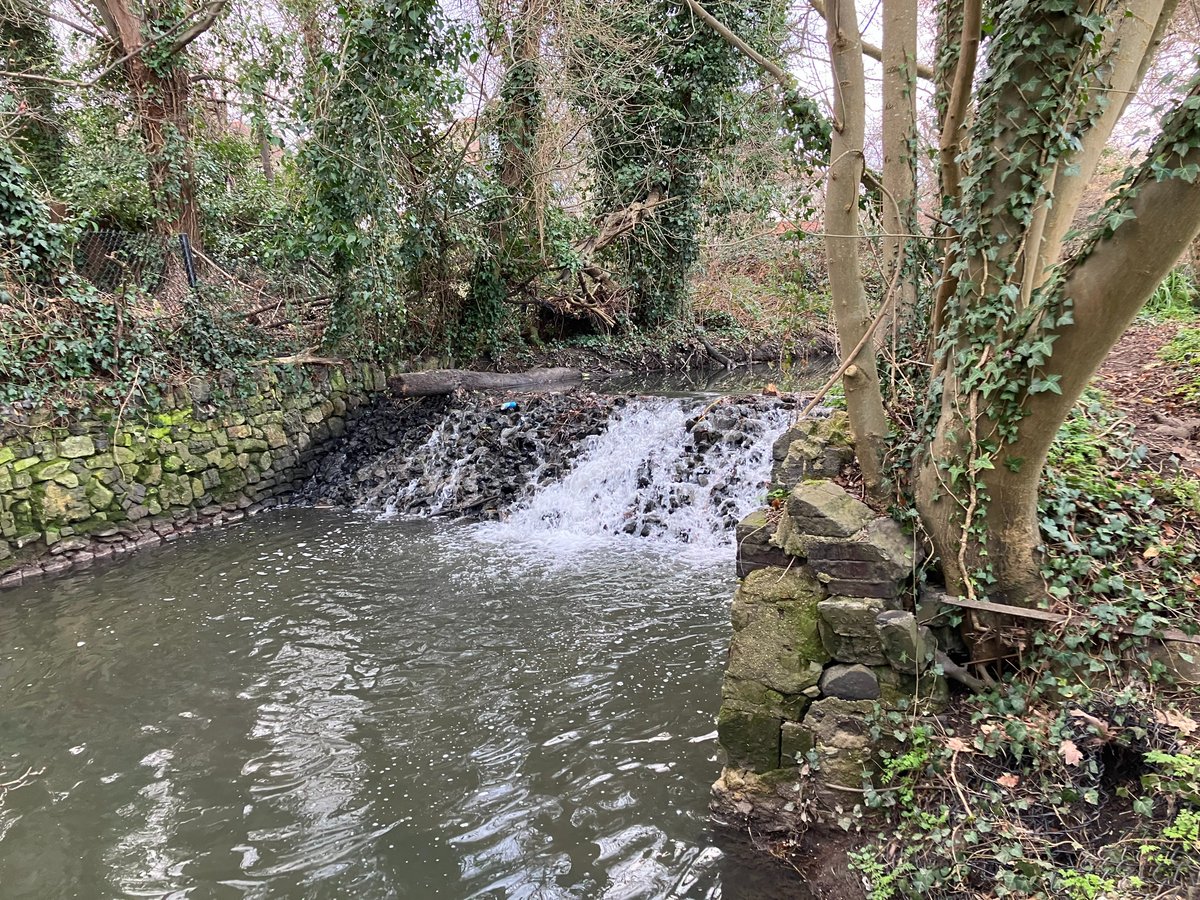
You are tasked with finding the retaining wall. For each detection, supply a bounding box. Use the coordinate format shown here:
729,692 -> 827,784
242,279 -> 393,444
715,411 -> 954,821
0,363 -> 387,588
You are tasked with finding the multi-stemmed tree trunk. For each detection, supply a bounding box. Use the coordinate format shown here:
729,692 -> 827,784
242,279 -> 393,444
694,0 -> 1200,651
820,0 -> 1200,612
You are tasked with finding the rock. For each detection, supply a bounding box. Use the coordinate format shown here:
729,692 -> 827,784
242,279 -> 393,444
915,584 -> 954,627
780,722 -> 815,765
771,412 -> 854,489
785,481 -> 874,537
727,567 -> 830,694
807,517 -> 916,599
33,460 -> 70,482
817,595 -> 889,665
876,610 -> 937,674
819,663 -> 881,700
58,435 -> 95,459
1152,641 -> 1200,687
874,666 -> 950,712
717,705 -> 782,771
735,509 -> 790,577
804,697 -> 876,785
38,483 -> 91,523
86,482 -> 115,511
721,676 -> 810,720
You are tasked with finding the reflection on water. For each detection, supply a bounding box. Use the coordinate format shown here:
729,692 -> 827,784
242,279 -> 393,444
0,510 -> 805,898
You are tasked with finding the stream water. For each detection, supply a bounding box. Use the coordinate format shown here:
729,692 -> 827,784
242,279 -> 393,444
0,393 -> 810,899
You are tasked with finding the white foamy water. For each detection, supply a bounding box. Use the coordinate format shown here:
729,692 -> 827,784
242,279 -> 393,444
482,397 -> 789,559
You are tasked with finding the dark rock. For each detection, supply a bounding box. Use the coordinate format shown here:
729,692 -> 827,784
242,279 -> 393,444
818,663 -> 881,700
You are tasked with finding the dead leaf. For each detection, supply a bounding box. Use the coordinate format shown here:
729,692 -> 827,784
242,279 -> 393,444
946,737 -> 971,753
1143,546 -> 1162,559
1059,739 -> 1083,766
997,773 -> 1020,789
1154,709 -> 1199,737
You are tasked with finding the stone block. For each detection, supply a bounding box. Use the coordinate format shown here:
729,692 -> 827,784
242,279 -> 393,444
785,481 -> 874,538
804,697 -> 876,785
735,509 -> 790,577
876,610 -> 937,674
807,518 -> 916,598
264,423 -> 288,449
771,412 -> 854,489
86,482 -> 115,511
58,435 -> 95,458
819,664 -> 881,700
721,676 -> 810,720
718,705 -> 781,772
33,460 -> 70,482
780,722 -> 815,765
38,483 -> 91,523
874,667 -> 950,712
727,567 -> 830,694
817,595 -> 888,664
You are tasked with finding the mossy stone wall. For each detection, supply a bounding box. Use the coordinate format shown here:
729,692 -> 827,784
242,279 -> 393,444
0,363 -> 388,588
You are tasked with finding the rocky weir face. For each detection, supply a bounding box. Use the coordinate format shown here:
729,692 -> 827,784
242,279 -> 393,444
302,390 -> 797,550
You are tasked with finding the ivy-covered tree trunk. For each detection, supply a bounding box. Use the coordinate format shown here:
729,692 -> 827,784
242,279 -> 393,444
90,0 -> 224,248
912,0 -> 1198,612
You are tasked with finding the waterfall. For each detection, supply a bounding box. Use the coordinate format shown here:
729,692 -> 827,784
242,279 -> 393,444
481,397 -> 789,556
305,392 -> 792,556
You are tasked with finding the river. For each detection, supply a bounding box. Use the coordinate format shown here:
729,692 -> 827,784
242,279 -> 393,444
0,391 -> 812,899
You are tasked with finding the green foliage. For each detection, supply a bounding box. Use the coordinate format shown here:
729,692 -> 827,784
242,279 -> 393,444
1142,268 -> 1198,322
0,144 -> 63,276
296,0 -> 477,360
54,104 -> 155,230
574,0 -> 787,327
854,396 -> 1200,898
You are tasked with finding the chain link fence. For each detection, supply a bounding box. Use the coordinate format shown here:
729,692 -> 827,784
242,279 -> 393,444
68,230 -> 333,343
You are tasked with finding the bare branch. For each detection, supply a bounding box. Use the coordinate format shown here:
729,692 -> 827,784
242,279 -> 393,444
809,0 -> 934,81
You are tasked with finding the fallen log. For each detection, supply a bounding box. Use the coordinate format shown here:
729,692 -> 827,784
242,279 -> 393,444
388,367 -> 583,397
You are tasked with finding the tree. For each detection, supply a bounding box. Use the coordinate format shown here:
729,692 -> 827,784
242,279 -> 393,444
697,0 -> 1200,657
89,0 -> 229,246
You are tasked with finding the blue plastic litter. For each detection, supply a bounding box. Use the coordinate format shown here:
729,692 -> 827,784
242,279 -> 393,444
500,401 -> 519,411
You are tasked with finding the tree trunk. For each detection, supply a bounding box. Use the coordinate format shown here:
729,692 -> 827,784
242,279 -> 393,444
91,0 -> 203,248
824,0 -> 890,500
917,93 -> 1200,606
135,61 -> 201,247
878,0 -> 919,349
388,367 -> 582,397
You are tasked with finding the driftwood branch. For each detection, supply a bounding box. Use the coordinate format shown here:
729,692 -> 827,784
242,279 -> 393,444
389,367 -> 582,397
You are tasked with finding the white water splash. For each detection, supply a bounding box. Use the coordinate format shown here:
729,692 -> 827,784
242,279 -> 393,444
481,397 -> 788,560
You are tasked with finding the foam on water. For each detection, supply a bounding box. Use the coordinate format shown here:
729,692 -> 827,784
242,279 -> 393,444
481,397 -> 789,559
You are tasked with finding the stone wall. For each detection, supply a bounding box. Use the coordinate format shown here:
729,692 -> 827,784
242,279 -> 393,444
0,363 -> 388,588
715,412 -> 955,817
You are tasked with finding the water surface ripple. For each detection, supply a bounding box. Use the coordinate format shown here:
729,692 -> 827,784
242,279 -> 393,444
0,511 -> 802,898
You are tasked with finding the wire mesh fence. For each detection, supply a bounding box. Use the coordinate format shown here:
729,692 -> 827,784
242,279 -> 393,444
71,230 -> 196,316
66,230 -> 333,343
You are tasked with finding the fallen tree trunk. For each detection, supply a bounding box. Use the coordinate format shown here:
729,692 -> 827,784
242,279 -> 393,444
388,367 -> 582,397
